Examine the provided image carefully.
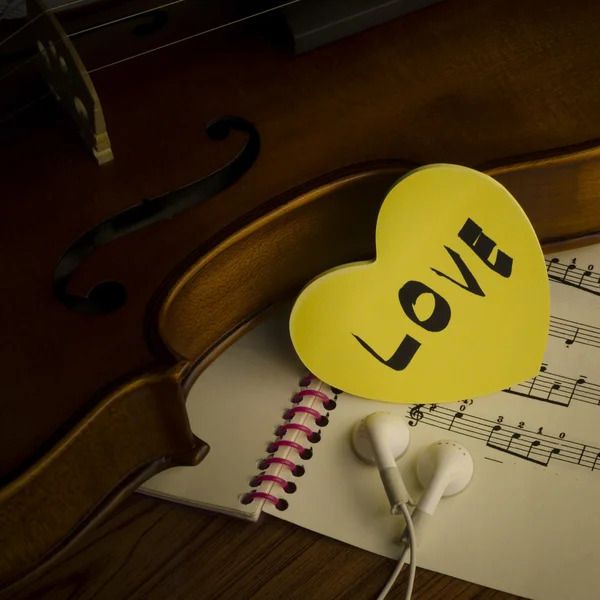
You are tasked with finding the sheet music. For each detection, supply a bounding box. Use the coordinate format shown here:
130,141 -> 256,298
407,245 -> 600,475
266,243 -> 600,600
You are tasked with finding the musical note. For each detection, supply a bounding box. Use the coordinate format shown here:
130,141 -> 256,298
448,411 -> 464,432
570,377 -> 587,405
526,440 -> 541,460
486,431 -> 558,466
579,269 -> 593,286
486,424 -> 502,446
546,256 -> 560,274
405,253 -> 600,476
549,315 -> 600,350
545,257 -> 600,297
521,364 -> 544,397
506,366 -> 599,408
547,381 -> 561,401
565,328 -> 579,347
575,448 -> 600,472
406,403 -> 595,473
563,263 -> 577,281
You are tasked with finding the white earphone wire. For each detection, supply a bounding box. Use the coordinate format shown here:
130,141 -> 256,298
376,502 -> 417,600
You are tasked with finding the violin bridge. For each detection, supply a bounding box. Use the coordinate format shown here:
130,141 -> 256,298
26,0 -> 114,165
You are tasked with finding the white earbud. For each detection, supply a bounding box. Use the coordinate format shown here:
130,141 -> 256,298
408,440 -> 474,543
351,413 -> 412,513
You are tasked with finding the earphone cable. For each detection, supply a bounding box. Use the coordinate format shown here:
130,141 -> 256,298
376,502 -> 417,600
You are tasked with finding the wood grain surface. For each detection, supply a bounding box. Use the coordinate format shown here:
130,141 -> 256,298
3,0 -> 600,484
0,0 -> 596,475
3,0 -> 599,596
4,493 -> 522,600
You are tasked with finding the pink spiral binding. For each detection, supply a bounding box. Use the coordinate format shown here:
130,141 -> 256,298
242,377 -> 333,511
284,405 -> 329,427
242,491 -> 287,510
292,389 -> 330,405
268,439 -> 307,454
259,457 -> 297,472
251,474 -> 296,493
252,474 -> 287,487
277,423 -> 314,437
284,406 -> 322,420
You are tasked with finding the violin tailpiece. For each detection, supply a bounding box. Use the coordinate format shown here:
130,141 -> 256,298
25,0 -> 113,165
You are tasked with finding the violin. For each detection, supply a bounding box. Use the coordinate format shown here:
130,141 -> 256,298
2,0 -> 600,591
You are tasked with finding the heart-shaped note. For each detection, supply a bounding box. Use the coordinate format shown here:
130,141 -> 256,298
290,164 -> 549,403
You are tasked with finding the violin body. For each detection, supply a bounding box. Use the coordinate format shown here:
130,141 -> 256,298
2,0 -> 600,590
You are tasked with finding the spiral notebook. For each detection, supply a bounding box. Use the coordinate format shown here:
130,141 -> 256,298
142,242 -> 600,600
141,306 -> 335,520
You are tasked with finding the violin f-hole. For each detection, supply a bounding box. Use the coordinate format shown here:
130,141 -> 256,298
53,116 -> 260,315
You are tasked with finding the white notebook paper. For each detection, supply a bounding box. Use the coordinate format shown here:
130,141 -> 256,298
142,243 -> 600,600
141,308 -> 328,520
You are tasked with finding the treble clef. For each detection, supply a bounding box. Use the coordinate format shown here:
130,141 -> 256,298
408,405 -> 424,427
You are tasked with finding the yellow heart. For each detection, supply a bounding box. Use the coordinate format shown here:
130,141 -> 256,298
290,164 -> 549,404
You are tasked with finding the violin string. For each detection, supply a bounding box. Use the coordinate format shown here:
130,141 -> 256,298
0,47 -> 39,85
0,0 -> 300,81
0,0 -> 89,49
69,0 -> 190,37
1,0 -> 27,21
89,0 -> 301,73
0,0 -> 88,22
0,0 -> 301,125
1,0 -> 26,20
0,87 -> 53,125
0,0 -> 193,85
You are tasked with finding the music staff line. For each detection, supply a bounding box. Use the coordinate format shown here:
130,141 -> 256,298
505,363 -> 600,408
546,257 -> 600,297
549,315 -> 600,350
407,404 -> 600,472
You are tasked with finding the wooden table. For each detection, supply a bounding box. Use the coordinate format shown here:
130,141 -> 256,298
6,493 -> 520,600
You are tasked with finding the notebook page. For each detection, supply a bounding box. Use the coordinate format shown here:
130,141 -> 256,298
265,243 -> 600,600
140,308 -> 312,520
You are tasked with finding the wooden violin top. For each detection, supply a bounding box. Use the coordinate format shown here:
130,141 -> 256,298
1,0 -> 600,588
